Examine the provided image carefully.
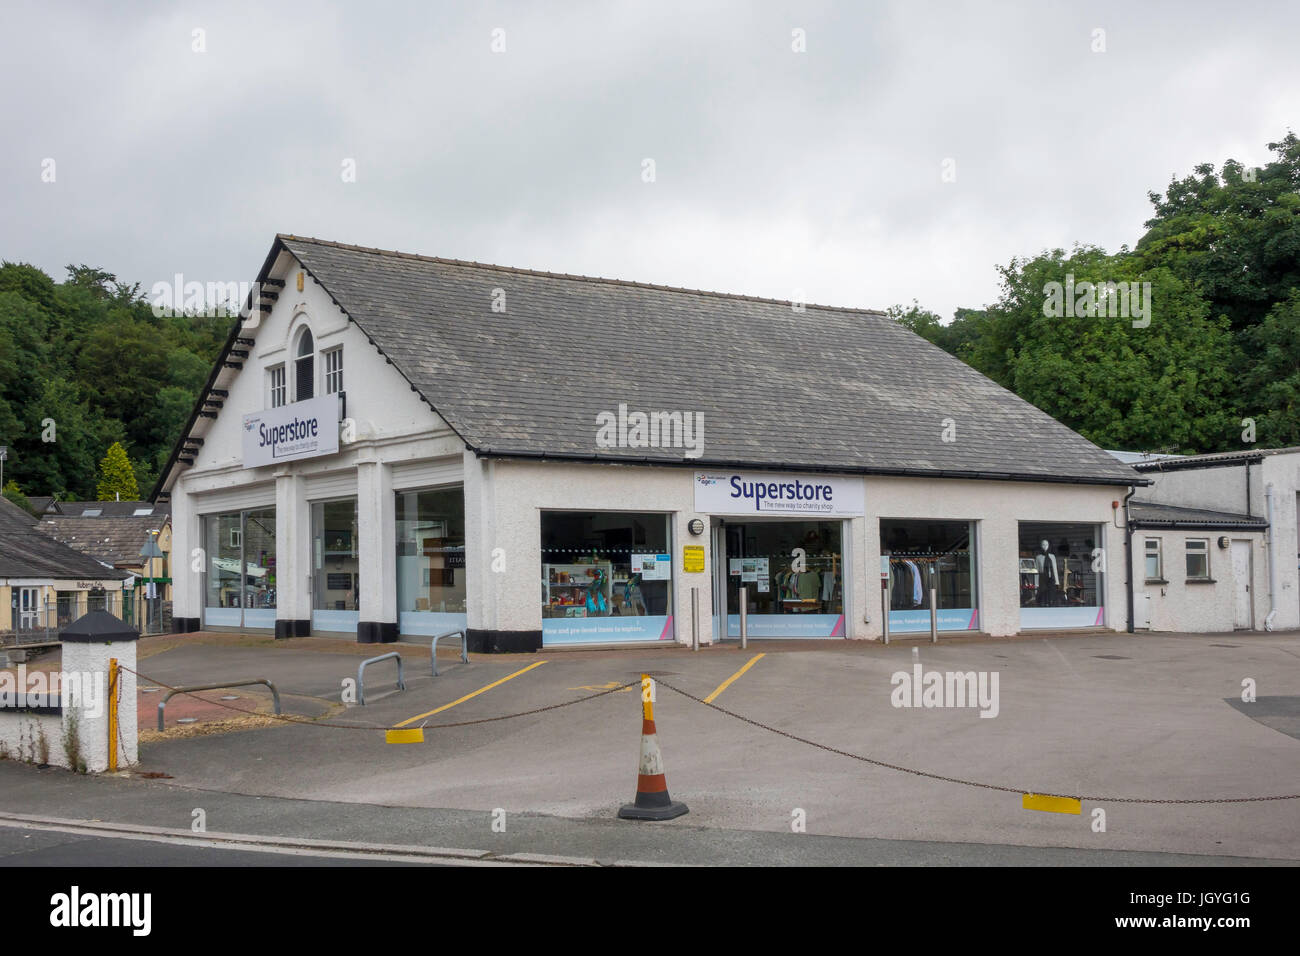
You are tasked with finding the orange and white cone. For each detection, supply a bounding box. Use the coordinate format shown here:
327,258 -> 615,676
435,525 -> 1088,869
618,674 -> 689,821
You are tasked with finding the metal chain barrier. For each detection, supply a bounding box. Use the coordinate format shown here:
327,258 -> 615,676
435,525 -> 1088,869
118,663 -> 1300,805
653,677 -> 1300,806
121,664 -> 639,733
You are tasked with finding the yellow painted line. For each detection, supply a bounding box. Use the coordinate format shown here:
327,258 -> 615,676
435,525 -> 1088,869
1022,793 -> 1082,815
385,728 -> 424,744
703,653 -> 766,704
394,661 -> 547,728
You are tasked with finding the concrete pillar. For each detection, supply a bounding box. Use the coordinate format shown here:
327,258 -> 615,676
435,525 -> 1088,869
356,459 -> 396,643
275,470 -> 311,637
169,475 -> 202,632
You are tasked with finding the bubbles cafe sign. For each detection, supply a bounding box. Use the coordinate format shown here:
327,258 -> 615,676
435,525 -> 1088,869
242,395 -> 340,468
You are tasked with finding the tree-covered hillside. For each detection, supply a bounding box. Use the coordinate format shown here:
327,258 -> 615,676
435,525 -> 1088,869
0,264 -> 229,501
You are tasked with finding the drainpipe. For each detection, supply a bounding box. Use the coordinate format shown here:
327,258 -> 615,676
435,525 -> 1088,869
1123,486 -> 1136,633
1264,483 -> 1278,631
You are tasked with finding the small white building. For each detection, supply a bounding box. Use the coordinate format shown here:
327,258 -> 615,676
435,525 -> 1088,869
1124,448 -> 1300,632
155,235 -> 1146,650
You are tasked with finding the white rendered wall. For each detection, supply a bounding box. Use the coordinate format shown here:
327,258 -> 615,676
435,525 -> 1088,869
1131,530 -> 1267,632
468,458 -> 1129,643
170,253 -> 460,629
862,477 -> 1127,638
1261,454 -> 1300,630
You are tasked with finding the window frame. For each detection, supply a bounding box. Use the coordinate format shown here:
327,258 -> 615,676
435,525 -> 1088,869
1143,537 -> 1163,582
323,346 -> 343,395
293,327 -> 315,402
1184,538 -> 1211,580
268,363 -> 287,408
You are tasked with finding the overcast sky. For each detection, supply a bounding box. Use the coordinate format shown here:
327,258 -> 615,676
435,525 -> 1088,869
2,1 -> 1296,320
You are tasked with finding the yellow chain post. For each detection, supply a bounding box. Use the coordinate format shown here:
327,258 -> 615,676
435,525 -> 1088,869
107,658 -> 119,772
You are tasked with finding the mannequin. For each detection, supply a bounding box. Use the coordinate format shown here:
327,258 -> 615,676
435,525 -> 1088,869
1035,539 -> 1059,606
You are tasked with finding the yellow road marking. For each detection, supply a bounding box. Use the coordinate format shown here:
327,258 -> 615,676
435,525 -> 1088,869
567,680 -> 633,693
385,728 -> 424,744
703,653 -> 765,704
395,661 -> 547,727
1022,793 -> 1082,815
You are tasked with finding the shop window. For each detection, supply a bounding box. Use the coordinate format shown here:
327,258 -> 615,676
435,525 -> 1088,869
1185,539 -> 1210,579
540,512 -> 674,645
1018,522 -> 1104,628
723,520 -> 846,638
294,327 -> 315,401
1144,538 -> 1163,581
880,519 -> 978,632
396,487 -> 466,635
202,509 -> 277,629
323,347 -> 343,394
312,498 -> 358,631
268,364 -> 286,408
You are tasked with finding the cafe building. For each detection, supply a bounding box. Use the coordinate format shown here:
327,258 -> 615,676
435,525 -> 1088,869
155,235 -> 1144,650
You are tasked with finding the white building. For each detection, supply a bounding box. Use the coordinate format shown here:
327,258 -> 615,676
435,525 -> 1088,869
155,235 -> 1146,650
1124,448 -> 1300,632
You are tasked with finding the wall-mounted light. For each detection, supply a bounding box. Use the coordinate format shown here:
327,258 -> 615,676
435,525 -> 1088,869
688,518 -> 704,536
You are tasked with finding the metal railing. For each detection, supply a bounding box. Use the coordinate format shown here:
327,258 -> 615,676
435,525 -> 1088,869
430,630 -> 468,677
356,652 -> 404,705
156,678 -> 281,731
1,594 -> 171,644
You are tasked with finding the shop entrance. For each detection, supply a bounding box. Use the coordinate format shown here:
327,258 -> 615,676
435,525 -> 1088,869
714,518 -> 846,639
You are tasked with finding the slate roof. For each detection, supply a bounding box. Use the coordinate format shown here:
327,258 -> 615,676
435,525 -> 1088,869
57,500 -> 170,518
1130,447 -> 1300,472
1129,501 -> 1267,530
0,497 -> 128,581
158,234 -> 1146,492
37,515 -> 167,567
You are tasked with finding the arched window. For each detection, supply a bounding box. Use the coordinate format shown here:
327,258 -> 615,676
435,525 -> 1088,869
294,327 -> 314,401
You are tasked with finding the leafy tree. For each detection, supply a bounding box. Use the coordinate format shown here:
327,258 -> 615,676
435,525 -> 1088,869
1242,290 -> 1300,445
96,441 -> 140,501
2,480 -> 32,514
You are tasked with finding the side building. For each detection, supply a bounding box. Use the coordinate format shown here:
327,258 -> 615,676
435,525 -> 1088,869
0,497 -> 129,637
1123,448 -> 1300,633
154,234 -> 1145,650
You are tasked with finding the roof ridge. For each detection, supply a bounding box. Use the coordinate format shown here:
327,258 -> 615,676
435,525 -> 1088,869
276,233 -> 890,317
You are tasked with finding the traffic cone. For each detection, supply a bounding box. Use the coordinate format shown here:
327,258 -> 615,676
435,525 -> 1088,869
618,674 -> 689,821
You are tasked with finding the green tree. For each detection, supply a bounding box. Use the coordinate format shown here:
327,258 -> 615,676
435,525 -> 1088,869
2,480 -> 32,514
973,248 -> 1238,452
96,441 -> 139,501
1242,290 -> 1300,445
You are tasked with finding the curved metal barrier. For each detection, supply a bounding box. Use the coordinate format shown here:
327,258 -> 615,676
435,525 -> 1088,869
431,630 -> 468,677
157,679 -> 281,731
357,652 -> 404,705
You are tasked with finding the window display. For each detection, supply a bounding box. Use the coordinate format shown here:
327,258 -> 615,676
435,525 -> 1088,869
1018,521 -> 1105,628
880,519 -> 978,632
540,512 -> 674,645
396,487 -> 467,635
723,520 -> 845,638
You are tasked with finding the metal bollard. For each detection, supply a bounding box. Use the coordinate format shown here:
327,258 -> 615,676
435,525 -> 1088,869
739,585 -> 748,649
881,587 -> 890,645
357,652 -> 404,706
929,588 -> 938,644
691,587 -> 700,651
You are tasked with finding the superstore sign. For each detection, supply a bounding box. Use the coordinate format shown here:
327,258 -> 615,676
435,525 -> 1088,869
694,471 -> 865,517
242,394 -> 340,467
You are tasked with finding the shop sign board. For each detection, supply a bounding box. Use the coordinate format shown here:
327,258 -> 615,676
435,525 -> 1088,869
694,471 -> 864,517
242,394 -> 340,468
